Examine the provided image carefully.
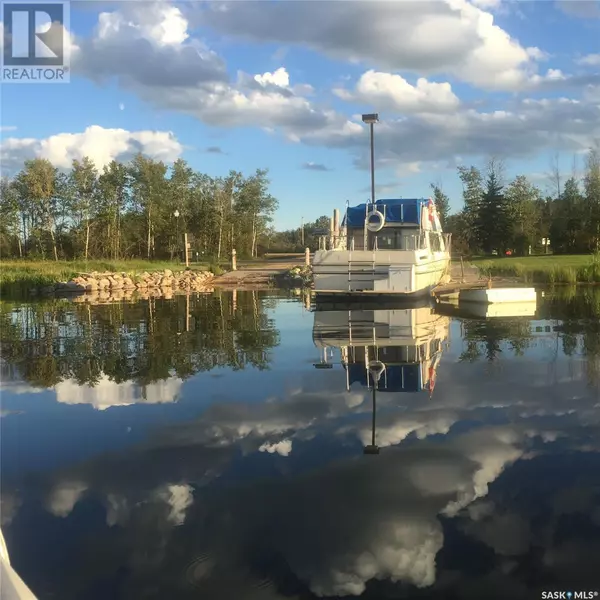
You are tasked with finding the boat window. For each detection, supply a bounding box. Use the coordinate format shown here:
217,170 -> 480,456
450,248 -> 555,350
375,231 -> 399,249
373,229 -> 430,250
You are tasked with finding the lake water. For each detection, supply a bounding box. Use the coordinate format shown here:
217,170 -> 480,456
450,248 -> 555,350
1,288 -> 600,600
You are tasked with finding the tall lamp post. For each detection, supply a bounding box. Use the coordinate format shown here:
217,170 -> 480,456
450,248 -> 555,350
174,209 -> 180,260
362,113 -> 379,207
364,360 -> 385,455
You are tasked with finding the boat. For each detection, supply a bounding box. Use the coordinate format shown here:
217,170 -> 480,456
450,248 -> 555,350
312,198 -> 452,299
1,527 -> 38,599
312,304 -> 450,394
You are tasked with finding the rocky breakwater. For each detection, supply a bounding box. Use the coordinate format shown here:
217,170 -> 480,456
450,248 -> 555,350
47,269 -> 215,296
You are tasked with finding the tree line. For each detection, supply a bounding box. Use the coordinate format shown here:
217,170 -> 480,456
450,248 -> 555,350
2,147 -> 599,261
0,156 -> 278,261
442,147 -> 600,256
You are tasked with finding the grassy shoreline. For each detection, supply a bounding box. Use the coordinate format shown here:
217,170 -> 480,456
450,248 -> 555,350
0,259 -> 219,297
470,254 -> 600,284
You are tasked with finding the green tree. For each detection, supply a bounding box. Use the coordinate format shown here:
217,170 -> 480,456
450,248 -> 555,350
0,177 -> 22,257
20,158 -> 60,260
476,159 -> 511,254
504,175 -> 543,255
584,146 -> 600,251
549,177 -> 584,254
97,160 -> 130,259
235,169 -> 278,258
429,183 -> 450,229
69,156 -> 98,260
457,165 -> 484,251
129,154 -> 169,259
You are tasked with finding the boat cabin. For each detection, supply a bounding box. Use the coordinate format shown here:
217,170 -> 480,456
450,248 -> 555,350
322,198 -> 447,253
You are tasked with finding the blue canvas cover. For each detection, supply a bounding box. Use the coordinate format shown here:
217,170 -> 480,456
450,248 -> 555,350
347,363 -> 422,392
343,198 -> 429,227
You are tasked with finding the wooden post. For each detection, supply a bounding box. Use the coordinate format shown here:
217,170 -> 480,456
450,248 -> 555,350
304,290 -> 311,311
305,247 -> 310,266
460,255 -> 465,283
184,233 -> 190,267
185,293 -> 190,332
231,248 -> 237,271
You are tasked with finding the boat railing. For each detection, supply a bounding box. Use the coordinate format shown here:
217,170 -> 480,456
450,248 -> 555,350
318,234 -> 349,251
317,231 -> 451,252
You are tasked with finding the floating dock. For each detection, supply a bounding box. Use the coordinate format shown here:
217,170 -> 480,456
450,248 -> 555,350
458,287 -> 537,304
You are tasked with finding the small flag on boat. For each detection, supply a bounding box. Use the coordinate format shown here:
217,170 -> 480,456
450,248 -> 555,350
428,198 -> 435,224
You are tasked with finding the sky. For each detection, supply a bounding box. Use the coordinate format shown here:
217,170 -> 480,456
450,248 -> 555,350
1,0 -> 599,230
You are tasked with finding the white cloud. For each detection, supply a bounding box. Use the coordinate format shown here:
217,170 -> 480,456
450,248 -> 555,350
254,67 -> 289,88
334,71 -> 460,114
577,53 -> 600,66
584,85 -> 600,103
0,492 -> 22,526
46,481 -> 88,517
154,484 -> 194,526
67,3 -> 340,138
72,3 -> 226,88
1,125 -> 183,173
298,96 -> 600,174
556,0 -> 600,19
259,439 -> 293,456
0,125 -> 17,133
302,162 -> 332,172
0,380 -> 44,395
200,0 -> 548,92
57,0 -> 599,176
105,493 -> 129,527
54,375 -> 182,410
529,68 -> 567,86
471,0 -> 502,8
345,413 -> 457,448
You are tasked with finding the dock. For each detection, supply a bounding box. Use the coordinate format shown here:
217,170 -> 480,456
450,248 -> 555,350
431,261 -> 529,301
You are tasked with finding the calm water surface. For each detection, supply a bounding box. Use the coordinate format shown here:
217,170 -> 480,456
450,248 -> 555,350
1,288 -> 600,599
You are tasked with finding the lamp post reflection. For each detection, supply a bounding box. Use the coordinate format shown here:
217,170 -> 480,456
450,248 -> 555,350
364,360 -> 385,455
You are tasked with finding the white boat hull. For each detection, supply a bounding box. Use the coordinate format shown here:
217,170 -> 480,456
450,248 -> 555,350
312,249 -> 450,296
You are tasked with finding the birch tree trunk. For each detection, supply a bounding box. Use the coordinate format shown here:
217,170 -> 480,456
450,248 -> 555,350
85,218 -> 90,260
147,203 -> 152,259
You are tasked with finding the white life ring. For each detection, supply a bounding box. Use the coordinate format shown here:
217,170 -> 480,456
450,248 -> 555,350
366,210 -> 385,232
368,360 -> 386,383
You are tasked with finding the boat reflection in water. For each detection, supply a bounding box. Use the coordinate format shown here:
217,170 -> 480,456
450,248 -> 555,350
312,300 -> 450,454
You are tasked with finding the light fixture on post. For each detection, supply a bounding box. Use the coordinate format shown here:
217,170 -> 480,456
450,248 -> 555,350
362,113 -> 379,208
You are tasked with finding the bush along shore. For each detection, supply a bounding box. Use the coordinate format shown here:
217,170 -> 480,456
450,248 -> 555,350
474,256 -> 600,285
278,265 -> 313,288
31,269 -> 216,296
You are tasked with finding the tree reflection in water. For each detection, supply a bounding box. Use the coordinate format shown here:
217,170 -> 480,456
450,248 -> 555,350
0,290 -> 281,390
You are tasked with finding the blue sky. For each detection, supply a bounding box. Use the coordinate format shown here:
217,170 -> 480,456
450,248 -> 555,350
1,0 -> 599,230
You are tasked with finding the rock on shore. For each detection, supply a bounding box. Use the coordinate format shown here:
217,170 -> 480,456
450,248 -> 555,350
43,269 -> 215,295
278,265 -> 313,288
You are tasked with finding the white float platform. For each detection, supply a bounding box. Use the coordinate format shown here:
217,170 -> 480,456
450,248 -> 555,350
458,301 -> 537,318
458,287 -> 537,304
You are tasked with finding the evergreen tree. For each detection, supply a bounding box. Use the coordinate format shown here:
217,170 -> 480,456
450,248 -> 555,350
457,165 -> 484,251
476,160 -> 511,254
429,183 -> 450,228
